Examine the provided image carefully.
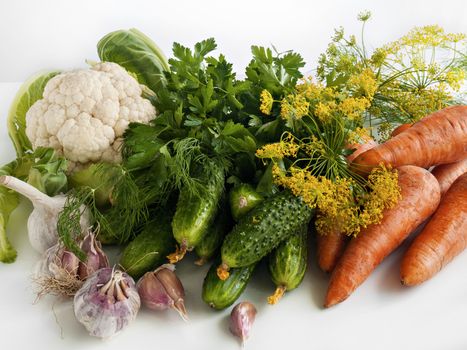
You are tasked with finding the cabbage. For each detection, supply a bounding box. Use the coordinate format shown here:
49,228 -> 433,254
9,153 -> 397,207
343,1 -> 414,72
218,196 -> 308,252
97,28 -> 169,92
7,70 -> 60,157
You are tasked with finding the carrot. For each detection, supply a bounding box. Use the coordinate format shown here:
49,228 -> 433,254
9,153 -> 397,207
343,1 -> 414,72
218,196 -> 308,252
400,173 -> 467,286
390,123 -> 412,137
324,165 -> 440,307
316,229 -> 348,273
430,159 -> 467,196
351,105 -> 467,176
316,137 -> 378,273
346,137 -> 378,163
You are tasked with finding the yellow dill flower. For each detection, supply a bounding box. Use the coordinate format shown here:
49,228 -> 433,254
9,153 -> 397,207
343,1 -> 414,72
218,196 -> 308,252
357,165 -> 401,231
280,96 -> 293,120
259,89 -> 273,115
314,102 -> 334,123
302,135 -> 326,157
348,68 -> 378,100
256,132 -> 300,159
347,127 -> 371,145
273,166 -> 320,207
297,77 -> 324,100
444,68 -> 465,91
256,143 -> 286,159
338,97 -> 370,121
293,94 -> 310,119
280,94 -> 309,120
314,177 -> 356,236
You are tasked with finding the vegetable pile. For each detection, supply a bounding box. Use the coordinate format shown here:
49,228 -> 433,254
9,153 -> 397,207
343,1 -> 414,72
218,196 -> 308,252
0,12 -> 466,345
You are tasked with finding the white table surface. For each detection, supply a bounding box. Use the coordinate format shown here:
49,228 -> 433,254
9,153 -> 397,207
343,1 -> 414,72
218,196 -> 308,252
0,1 -> 466,348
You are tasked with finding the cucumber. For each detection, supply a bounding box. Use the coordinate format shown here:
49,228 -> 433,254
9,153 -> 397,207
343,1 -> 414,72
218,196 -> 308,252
194,203 -> 232,265
267,224 -> 308,304
120,210 -> 176,279
218,190 -> 313,278
229,183 -> 264,221
170,162 -> 225,262
202,259 -> 256,310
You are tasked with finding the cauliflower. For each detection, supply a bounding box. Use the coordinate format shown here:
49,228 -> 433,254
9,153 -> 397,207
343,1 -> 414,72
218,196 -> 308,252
25,62 -> 156,170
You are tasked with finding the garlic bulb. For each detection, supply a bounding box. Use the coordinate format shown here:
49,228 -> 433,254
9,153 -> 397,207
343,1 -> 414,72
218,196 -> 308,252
137,264 -> 188,320
230,301 -> 257,347
0,175 -> 90,253
34,231 -> 109,297
74,268 -> 140,339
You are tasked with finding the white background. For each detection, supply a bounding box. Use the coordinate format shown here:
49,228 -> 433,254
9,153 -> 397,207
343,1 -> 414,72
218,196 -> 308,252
0,0 -> 466,81
0,1 -> 467,350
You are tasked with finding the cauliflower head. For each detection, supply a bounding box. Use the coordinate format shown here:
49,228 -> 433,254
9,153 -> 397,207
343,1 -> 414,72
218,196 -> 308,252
26,62 -> 156,170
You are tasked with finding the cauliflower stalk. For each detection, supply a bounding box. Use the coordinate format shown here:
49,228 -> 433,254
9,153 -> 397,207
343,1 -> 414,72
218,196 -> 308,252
25,62 -> 156,170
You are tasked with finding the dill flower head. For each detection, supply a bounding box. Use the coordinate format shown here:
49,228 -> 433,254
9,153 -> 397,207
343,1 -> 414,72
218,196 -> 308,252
259,89 -> 273,115
338,97 -> 371,122
256,132 -> 300,159
348,68 -> 378,100
280,93 -> 310,120
357,165 -> 401,231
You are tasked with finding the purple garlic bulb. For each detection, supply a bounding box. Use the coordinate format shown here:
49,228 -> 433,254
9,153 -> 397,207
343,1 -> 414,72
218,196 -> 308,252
73,268 -> 140,339
137,264 -> 188,320
77,230 -> 109,280
230,301 -> 257,346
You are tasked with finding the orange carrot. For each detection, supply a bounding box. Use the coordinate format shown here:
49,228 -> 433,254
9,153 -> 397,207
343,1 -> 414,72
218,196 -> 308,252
316,138 -> 378,273
351,106 -> 467,176
324,166 -> 440,307
346,137 -> 378,163
430,158 -> 467,196
390,123 -> 412,137
400,172 -> 467,286
316,229 -> 348,273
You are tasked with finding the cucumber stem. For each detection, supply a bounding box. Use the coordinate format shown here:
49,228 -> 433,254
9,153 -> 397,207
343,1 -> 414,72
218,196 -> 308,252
267,285 -> 287,305
167,244 -> 187,264
216,263 -> 230,280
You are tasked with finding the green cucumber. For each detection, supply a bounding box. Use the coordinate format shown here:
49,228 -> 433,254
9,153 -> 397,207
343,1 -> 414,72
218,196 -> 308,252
170,163 -> 225,262
194,203 -> 232,265
229,183 -> 264,221
120,210 -> 176,279
267,224 -> 308,304
219,190 -> 313,277
202,259 -> 256,310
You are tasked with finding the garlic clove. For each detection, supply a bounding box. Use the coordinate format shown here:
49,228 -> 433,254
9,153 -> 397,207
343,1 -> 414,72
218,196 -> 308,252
74,268 -> 140,339
77,230 -> 109,280
137,272 -> 173,311
229,301 -> 257,347
137,264 -> 188,320
61,250 -> 80,276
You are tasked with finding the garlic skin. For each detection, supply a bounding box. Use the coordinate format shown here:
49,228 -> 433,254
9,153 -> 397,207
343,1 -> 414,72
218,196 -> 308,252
77,230 -> 109,280
0,175 -> 90,253
35,230 -> 109,297
230,301 -> 257,346
137,264 -> 188,320
74,268 -> 140,339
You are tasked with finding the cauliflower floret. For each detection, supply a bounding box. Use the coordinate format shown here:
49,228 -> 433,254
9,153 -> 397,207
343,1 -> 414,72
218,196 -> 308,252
25,62 -> 156,171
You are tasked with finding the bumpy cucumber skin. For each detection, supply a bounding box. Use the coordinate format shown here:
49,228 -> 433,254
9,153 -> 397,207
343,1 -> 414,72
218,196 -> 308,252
202,260 -> 256,310
172,166 -> 224,249
269,224 -> 308,291
221,190 -> 313,268
195,206 -> 231,263
229,184 -> 264,221
120,213 -> 176,279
